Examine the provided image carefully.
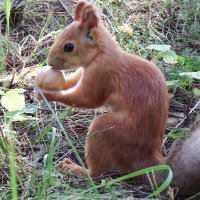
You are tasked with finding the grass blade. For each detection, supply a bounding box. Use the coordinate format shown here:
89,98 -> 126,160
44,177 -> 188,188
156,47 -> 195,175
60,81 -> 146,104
68,165 -> 172,199
9,137 -> 18,200
3,0 -> 11,33
40,127 -> 57,199
35,85 -> 100,197
0,136 -> 6,154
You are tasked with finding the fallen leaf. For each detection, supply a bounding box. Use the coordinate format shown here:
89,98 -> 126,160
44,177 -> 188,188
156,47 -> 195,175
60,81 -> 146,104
118,24 -> 133,36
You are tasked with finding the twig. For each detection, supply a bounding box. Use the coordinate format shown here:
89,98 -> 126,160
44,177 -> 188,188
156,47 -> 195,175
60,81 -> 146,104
58,0 -> 70,13
164,97 -> 200,143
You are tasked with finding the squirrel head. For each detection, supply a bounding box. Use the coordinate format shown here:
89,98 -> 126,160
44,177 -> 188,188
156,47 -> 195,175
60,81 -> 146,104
48,1 -> 103,70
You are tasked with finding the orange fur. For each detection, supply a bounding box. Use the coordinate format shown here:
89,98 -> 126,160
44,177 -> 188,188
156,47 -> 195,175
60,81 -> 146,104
39,1 -> 169,177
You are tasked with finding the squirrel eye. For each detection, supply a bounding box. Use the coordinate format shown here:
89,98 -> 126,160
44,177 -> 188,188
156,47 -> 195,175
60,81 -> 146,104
64,43 -> 74,52
87,30 -> 93,40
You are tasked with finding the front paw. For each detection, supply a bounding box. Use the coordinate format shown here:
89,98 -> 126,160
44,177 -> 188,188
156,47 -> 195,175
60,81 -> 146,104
36,87 -> 61,103
34,87 -> 42,101
34,86 -> 52,101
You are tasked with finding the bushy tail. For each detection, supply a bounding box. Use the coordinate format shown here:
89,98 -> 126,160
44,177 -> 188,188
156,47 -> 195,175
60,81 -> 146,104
155,124 -> 200,196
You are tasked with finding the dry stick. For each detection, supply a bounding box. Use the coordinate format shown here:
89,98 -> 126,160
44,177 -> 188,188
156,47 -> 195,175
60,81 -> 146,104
58,0 -> 70,13
164,97 -> 200,144
8,70 -> 16,88
186,192 -> 200,200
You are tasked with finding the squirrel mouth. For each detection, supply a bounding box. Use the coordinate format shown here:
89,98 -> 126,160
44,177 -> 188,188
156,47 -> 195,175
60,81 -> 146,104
64,63 -> 78,70
62,62 -> 73,69
52,62 -> 77,70
52,64 -> 70,70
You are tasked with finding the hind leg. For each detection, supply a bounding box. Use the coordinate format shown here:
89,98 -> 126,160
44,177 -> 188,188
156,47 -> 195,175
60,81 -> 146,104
85,113 -> 124,177
56,113 -> 125,177
56,113 -> 163,177
56,158 -> 88,177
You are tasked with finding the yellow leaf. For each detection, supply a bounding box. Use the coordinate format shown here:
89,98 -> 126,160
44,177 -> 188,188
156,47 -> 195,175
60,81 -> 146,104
118,24 -> 133,36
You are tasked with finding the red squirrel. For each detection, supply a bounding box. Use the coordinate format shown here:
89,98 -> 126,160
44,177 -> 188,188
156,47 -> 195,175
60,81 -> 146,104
37,1 -> 169,178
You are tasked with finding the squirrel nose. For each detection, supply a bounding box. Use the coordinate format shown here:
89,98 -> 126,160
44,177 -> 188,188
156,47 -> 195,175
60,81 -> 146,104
47,53 -> 54,67
47,59 -> 53,67
47,55 -> 64,70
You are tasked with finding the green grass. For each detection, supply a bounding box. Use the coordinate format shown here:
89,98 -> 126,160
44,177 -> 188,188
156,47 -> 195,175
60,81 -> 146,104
0,0 -> 200,199
4,0 -> 11,40
2,1 -> 19,199
8,135 -> 18,200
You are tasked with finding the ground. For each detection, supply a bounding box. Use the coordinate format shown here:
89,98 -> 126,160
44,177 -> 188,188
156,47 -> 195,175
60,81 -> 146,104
0,0 -> 200,199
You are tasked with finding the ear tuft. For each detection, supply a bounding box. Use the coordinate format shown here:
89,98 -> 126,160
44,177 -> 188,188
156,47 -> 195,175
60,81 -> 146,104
81,5 -> 99,28
74,1 -> 87,21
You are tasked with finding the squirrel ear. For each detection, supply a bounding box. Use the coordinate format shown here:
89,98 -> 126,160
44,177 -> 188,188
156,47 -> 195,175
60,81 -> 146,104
74,1 -> 87,21
81,5 -> 99,28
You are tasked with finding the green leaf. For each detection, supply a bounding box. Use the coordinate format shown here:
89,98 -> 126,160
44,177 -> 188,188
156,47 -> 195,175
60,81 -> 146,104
165,132 -> 185,139
146,44 -> 171,51
1,93 -> 25,112
0,90 -> 4,95
179,72 -> 200,79
48,193 -> 66,199
6,88 -> 26,95
158,50 -> 178,64
24,103 -> 38,114
194,88 -> 200,96
164,0 -> 173,6
176,56 -> 185,65
5,111 -> 30,122
166,80 -> 179,86
167,127 -> 190,131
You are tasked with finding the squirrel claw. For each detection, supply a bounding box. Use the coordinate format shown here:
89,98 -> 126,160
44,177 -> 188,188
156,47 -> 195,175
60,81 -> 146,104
56,158 -> 86,177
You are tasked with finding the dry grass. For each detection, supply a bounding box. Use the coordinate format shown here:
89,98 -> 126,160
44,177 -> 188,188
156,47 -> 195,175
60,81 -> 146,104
0,0 -> 200,199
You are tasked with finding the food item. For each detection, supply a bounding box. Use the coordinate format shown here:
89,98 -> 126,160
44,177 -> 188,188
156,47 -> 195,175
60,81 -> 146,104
35,66 -> 65,90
